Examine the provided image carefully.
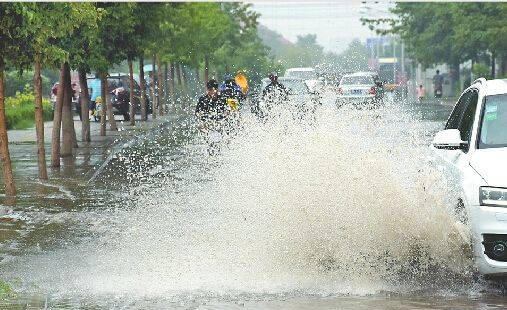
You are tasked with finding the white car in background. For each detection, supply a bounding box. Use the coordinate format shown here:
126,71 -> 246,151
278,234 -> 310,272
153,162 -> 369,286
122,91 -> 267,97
431,78 -> 507,276
284,67 -> 317,80
336,72 -> 384,108
284,67 -> 323,92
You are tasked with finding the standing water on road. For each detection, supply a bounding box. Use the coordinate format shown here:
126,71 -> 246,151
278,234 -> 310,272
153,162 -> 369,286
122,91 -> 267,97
2,100 -> 505,309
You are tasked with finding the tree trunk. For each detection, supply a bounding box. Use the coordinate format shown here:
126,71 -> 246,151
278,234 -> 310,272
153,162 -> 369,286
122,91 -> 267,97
78,69 -> 91,142
176,62 -> 182,87
33,53 -> 48,180
151,55 -> 157,119
70,107 -> 78,148
204,54 -> 210,83
51,62 -> 65,167
181,64 -> 189,93
500,54 -> 507,76
104,74 -> 117,131
156,54 -> 163,116
61,63 -> 74,157
450,61 -> 460,96
139,56 -> 147,121
169,62 -> 175,107
164,62 -> 169,112
470,58 -> 475,83
0,58 -> 16,196
128,57 -> 135,126
491,52 -> 496,79
64,69 -> 78,149
99,73 -> 107,136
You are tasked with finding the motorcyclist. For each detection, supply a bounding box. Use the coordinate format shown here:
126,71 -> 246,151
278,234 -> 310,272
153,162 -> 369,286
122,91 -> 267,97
433,69 -> 444,98
262,72 -> 289,104
220,73 -> 245,104
110,81 -> 130,121
195,79 -> 227,122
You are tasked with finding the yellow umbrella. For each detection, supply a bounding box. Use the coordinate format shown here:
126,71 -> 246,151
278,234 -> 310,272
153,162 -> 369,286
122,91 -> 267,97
235,72 -> 249,95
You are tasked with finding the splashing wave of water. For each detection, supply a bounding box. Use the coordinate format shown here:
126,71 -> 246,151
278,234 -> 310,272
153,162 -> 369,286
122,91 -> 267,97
8,102 -> 478,300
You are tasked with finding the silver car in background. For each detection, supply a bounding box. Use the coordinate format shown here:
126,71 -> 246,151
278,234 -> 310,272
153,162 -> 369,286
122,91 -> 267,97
336,72 -> 384,108
284,67 -> 324,93
253,77 -> 320,119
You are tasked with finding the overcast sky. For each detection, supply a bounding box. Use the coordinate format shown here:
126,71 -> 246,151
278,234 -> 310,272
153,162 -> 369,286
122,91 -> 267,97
251,1 -> 395,53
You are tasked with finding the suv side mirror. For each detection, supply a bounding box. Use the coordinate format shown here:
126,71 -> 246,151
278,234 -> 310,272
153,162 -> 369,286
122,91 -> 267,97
432,129 -> 468,150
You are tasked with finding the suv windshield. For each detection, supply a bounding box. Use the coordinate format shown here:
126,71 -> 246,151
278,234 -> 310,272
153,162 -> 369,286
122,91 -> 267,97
341,75 -> 373,85
479,93 -> 507,148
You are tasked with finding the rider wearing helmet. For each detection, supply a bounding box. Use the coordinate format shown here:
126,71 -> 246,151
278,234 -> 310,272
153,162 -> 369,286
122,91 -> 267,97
196,79 -> 227,121
220,73 -> 245,102
262,72 -> 288,103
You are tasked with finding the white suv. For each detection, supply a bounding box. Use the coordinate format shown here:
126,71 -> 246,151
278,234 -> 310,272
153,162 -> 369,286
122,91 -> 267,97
431,78 -> 507,275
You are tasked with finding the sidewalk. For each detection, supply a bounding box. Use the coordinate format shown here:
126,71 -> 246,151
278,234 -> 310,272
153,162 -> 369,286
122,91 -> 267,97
7,115 -> 164,145
2,113 -> 174,203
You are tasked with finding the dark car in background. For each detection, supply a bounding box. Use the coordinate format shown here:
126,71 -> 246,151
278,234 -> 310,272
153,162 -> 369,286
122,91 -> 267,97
87,74 -> 151,121
50,74 -> 151,121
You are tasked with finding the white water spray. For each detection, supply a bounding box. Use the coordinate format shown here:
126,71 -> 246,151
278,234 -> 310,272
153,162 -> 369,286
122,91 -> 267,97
8,102 -> 476,300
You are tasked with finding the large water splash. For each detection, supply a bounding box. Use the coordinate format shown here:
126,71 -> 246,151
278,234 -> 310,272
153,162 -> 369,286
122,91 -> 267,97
6,101 -> 477,300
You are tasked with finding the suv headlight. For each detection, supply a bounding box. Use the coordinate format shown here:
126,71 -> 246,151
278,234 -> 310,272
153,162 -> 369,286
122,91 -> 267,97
480,187 -> 507,207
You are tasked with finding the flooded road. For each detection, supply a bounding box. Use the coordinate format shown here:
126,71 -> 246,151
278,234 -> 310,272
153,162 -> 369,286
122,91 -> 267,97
1,96 -> 507,309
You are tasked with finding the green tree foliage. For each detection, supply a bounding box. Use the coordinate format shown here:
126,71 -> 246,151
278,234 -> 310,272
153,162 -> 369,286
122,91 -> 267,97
0,3 -> 32,69
210,3 -> 280,84
363,2 -> 507,70
183,2 -> 229,64
91,3 -> 136,74
5,3 -> 98,70
61,5 -> 103,74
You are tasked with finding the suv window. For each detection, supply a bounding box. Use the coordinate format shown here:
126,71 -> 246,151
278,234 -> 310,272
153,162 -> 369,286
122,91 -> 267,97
446,90 -> 472,130
478,93 -> 507,149
458,90 -> 478,142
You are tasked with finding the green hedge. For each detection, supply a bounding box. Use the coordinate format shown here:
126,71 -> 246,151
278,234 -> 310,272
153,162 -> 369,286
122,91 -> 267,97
5,91 -> 53,130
